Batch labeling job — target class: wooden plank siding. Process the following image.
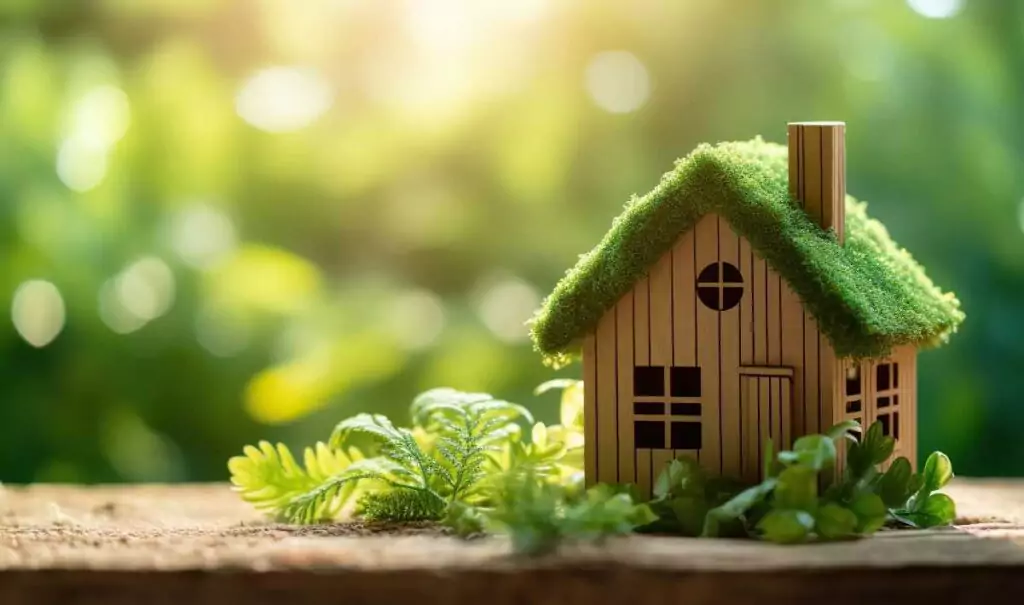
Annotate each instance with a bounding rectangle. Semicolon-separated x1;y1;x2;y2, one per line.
582;213;885;494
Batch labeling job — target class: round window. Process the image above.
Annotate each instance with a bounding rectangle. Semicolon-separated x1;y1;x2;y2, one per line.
696;262;744;311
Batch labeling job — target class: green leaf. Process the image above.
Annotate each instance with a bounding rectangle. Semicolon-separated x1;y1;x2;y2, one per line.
774;466;818;512
825;419;862;442
816;503;858;539
920;452;954;493
762;437;777;479
777;435;836;471
901;493;957;528
667;496;710;537
758;509;815;544
533;379;579;396
861;421;896;466
849;492;887;534
702;479;777;537
653;456;703;500
879;457;913;508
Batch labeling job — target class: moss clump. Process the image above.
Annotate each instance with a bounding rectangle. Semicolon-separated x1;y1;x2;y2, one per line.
530;138;964;365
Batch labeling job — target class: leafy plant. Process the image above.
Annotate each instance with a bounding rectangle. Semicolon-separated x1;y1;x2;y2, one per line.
648;419;957;543
477;471;655;556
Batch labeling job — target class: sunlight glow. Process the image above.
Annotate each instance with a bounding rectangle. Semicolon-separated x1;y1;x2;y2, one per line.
585;51;651;114
11;280;66;348
474;275;540;344
56;85;131;193
387;289;447;351
236;67;333;132
906;0;964;19
169;203;237;269
56;137;108;192
99;257;176;334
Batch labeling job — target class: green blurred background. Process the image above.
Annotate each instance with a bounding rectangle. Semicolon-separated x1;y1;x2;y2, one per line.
0;0;1019;483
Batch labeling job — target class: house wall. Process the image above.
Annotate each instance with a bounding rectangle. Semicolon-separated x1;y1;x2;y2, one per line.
837;348;918;471
582;213;843;491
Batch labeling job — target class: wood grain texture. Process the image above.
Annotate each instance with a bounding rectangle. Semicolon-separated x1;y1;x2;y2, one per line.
695;215;721;474
3;482;1023;605
672;233;696;368
616;293;635;484
595;310;618;484
718;222;742;477
649;251;673;368
634;276;650;366
583;334;598;486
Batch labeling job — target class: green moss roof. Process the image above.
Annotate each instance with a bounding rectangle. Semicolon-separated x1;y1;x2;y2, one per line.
530;138;964;366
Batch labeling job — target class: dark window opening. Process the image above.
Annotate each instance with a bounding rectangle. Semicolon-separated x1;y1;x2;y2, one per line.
671;367;701;397
634;421;664;449
878;396;890;409
633;402;664;415
877;364;891;391
879;413;891;437
894;412;900;440
845;399;861;414
671;402;702;416
634;366;665;397
846;366;861;396
696;287;720;310
696;262;744;312
893;395;899;408
671;421;702;450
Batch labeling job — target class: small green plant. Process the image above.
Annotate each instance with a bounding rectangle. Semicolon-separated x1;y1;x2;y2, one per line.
230;382;956;551
647;419;956;543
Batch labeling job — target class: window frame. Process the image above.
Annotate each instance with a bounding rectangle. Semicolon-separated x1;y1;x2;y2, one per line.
632;365;704;451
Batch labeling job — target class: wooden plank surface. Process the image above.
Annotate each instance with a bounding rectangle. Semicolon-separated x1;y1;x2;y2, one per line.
616;293;634;484
2;482;1024;605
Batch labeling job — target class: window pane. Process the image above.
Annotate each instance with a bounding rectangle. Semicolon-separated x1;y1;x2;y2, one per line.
634;366;665;397
671;366;701;397
670;421;702;449
893;395;899;408
878;396;890;409
697;287;720;310
846;366;861;396
845;399;861;414
894;411;900;440
879;413;891;437
671;402;701;416
877;364;891;391
697;263;720;284
721;262;743;283
634;421;665;449
721;287;743;311
633;402;664;415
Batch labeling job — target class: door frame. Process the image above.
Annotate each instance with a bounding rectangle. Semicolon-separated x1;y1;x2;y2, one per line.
738;366;794;481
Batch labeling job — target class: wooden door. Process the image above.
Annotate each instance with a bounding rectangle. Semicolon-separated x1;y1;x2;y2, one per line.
739;369;793;482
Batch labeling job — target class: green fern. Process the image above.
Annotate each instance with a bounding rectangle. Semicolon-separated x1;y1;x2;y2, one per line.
358;488;447;521
228;441;360;520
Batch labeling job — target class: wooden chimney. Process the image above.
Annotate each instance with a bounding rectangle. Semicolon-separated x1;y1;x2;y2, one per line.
787;122;846;243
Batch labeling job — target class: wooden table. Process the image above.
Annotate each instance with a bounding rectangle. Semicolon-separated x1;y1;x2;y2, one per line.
1;479;1023;604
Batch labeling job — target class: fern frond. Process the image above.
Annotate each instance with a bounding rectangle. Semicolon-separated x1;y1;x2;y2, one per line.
228;441;357;515
358;488;446;522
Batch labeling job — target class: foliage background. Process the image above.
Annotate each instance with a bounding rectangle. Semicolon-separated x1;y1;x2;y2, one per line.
0;0;1019;483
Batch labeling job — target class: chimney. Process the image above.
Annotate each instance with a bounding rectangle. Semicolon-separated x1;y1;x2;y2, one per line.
787;122;846;243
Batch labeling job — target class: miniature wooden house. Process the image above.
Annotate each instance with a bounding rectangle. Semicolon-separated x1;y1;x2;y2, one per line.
530;122;963;495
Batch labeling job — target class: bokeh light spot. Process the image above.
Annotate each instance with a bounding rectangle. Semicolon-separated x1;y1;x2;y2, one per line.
235;67;333;132
56;137;108;192
11;280;66;348
474;274;540;344
906;0;964;19
169;203;237;269
585;51;651;114
387;289;447;351
117;257;176;322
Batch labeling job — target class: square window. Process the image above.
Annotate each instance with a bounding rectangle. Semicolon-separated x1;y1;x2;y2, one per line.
671;421;702;450
878;396;890;409
894;412;900;440
846;366;861;396
634;420;665;449
671;402;701;416
671;366;701;397
634;366;665;397
879;413;891;437
845;399;861;414
877;364;891;391
893;364;899;388
633;402;664;415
